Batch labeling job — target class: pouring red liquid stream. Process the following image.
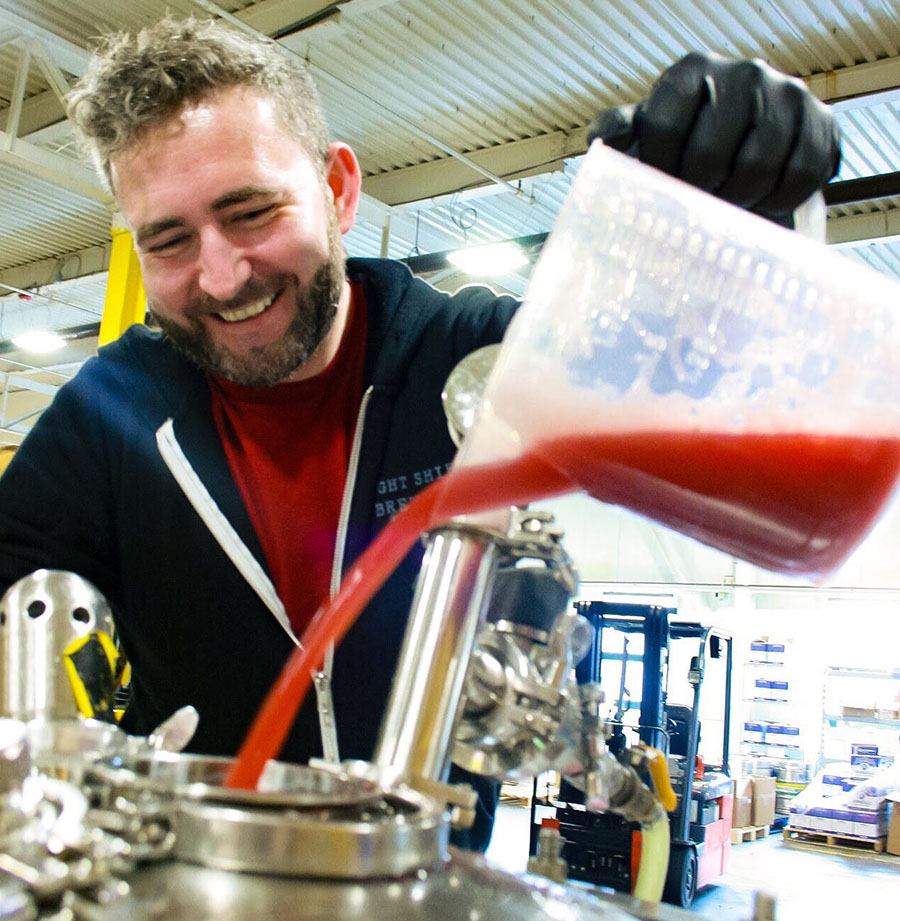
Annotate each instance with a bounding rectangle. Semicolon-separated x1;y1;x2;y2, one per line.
226;430;900;788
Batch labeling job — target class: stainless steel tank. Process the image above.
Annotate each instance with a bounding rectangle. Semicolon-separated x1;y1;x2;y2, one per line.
110;852;702;921
85;754;699;921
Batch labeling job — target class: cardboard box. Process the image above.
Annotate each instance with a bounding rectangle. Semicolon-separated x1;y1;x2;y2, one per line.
752;776;777;826
742;721;764;744
733;778;753;828
793;805;888;839
887;793;900;856
754;678;789;701
842;706;877;719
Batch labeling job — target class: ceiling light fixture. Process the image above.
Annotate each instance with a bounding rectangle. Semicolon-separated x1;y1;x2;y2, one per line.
447;242;528;277
12;330;66;353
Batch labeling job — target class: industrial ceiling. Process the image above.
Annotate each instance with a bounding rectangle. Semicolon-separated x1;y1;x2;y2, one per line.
0;0;898;443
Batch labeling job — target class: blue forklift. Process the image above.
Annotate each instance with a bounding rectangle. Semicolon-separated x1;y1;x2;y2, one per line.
528;601;735;907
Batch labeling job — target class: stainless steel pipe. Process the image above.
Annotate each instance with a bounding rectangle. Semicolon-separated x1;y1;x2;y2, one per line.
374;527;498;784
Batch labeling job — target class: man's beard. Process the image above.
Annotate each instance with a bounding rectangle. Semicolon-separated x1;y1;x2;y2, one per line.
151;224;346;388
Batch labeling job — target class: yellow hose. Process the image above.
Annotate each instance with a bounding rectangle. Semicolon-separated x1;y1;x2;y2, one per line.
632;811;670;903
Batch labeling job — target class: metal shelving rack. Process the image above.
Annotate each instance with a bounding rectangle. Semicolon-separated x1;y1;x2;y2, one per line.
819;667;900;767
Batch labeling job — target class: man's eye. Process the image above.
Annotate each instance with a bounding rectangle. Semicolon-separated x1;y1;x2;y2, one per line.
235;205;275;223
147;236;189;254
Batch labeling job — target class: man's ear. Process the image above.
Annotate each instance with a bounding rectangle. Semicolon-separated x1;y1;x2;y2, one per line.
325;142;362;233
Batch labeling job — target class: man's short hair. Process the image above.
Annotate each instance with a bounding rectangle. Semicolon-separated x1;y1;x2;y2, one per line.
68;16;330;191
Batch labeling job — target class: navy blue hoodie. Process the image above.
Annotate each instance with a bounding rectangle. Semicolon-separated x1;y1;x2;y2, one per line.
0;257;519;849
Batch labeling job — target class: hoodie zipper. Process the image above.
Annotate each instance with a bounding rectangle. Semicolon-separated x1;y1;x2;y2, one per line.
314;385;374;763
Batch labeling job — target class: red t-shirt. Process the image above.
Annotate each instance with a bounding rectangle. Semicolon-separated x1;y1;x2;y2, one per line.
208;284;367;636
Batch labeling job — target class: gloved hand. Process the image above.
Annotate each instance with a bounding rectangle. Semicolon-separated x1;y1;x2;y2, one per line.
588;52;841;227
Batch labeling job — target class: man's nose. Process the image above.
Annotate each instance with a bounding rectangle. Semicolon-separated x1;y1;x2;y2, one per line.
197;226;251;302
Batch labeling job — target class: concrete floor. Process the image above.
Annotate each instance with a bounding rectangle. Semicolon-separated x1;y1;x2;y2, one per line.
485;804;899;920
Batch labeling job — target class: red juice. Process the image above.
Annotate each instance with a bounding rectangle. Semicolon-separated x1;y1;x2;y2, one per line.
228;429;899;788
530;431;900;575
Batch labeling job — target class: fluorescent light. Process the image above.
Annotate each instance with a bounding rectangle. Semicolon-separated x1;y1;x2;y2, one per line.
12;330;66;353
447;242;528;276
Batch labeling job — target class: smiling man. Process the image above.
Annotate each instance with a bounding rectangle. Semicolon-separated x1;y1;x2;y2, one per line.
0;16;839;852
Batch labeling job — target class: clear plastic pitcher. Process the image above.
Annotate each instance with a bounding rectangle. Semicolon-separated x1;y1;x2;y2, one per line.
455;144;900;577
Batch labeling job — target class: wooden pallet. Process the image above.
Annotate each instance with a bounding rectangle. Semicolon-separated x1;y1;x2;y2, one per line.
499;780;533;807
731;824;770;844
783;828;887;853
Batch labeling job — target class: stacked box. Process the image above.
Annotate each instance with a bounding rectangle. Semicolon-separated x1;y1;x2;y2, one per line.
788;804;887;839
887;794;900;856
751;776;776;826
741;721;803;758
732;779;753;828
742;721;765;745
749;640;786;664
753;678;790;702
767;724;801;745
850;743;892;772
788;763;897;840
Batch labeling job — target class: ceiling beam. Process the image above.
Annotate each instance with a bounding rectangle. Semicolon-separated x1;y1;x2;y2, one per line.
235;0;343;35
0;8;91;76
233;0;401;35
804;55;900;105
0;10;87;139
824;171;900;207
0;89;67;140
5;43;30;140
827;206;900;248
5;374;59;397
355;192;457;253
0;130;111;204
0;243;110;291
362;127;588;206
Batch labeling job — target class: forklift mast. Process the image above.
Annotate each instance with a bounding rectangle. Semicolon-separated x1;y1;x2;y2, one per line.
574;601;734;838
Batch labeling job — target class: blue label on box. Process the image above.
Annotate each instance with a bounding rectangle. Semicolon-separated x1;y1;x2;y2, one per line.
851;744;879;756
767;725;800;736
750;642;786;656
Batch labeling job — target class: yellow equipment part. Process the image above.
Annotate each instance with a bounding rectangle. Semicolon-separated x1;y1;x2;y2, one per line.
62;630;120;721
641;744;678;812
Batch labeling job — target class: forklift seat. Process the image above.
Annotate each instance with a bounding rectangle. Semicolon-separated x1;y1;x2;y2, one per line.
666;704;698;757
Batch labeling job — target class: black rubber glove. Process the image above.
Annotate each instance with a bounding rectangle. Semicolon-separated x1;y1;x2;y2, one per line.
588;52;842;227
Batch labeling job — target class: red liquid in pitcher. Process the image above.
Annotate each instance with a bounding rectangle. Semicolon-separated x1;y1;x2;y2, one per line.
229;429;900;786
531;431;900;575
